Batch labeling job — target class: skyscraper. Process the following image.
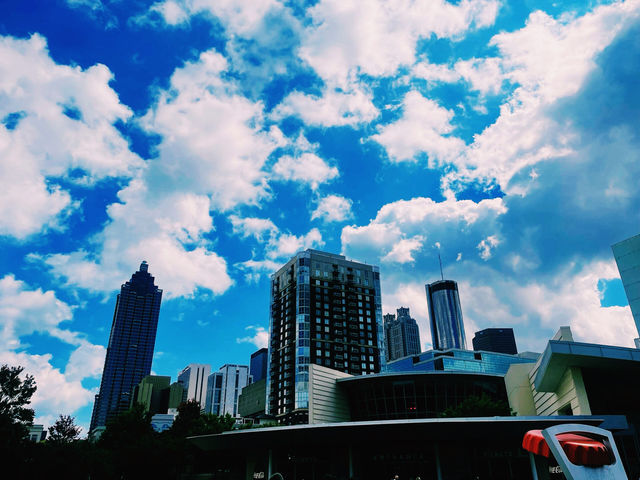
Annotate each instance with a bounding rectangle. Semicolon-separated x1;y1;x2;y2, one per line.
204;364;251;418
267;250;384;424
90;261;162;432
250;348;268;383
426;280;466;350
472;328;517;355
177;363;211;408
612;233;640;342
384;307;421;361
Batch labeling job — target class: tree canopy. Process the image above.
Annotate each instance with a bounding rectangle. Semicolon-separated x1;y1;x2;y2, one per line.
0;364;37;448
48;414;82;444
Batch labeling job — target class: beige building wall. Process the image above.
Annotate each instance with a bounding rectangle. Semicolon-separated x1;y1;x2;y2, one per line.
308;364;352;424
505;363;536;416
530;365;591;416
506;327;591;417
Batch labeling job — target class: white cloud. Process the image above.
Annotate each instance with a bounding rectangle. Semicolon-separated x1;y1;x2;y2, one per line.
477;235;500;260
37;48;293;298
0;275;74;350
0;34;141;239
0;276;105;429
272;153;339;189
229;215;277;241
299;0;500;87
454;57;504;95
382;236;425;264
145;0;281;35
311;195;354;223
236;325;269;349
446;2;640;191
371;90;465;164
267;228;324;259
273;86;379;127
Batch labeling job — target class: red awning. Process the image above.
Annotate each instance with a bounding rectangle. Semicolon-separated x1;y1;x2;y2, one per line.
522;429;614;466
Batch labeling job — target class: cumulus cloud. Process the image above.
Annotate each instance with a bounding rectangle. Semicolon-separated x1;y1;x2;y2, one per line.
272;153;339;189
236;325;269;349
0;275;74;350
299;0;500;87
36;48;294;298
371;90;465;164
143;0;281;35
446;1;640;191
229;215;277;241
311;195;354;223
273;86;379;127
267;228;324;260
0;276;105;429
0;34;141;239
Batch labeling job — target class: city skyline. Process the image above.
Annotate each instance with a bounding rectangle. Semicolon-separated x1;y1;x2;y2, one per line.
1;0;639;433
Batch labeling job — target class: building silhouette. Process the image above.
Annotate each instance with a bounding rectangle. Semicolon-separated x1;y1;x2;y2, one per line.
130;375;184;415
205;364;251;418
426;279;466;350
472;328;518;355
90;261;162;432
384;307;421;361
178;363;211;408
267;250;384;424
250;348;268;383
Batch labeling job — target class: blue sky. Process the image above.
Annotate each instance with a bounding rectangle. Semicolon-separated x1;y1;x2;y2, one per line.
1;0;639;432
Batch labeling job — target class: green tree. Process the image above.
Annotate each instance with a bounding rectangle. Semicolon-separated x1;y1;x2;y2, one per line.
47;414;81;444
440;393;513;418
0;364;37;448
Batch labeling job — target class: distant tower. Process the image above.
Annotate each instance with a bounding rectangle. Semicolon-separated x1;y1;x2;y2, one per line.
472;328;517;355
250;348;268;383
384;307;421;361
90;262;162;432
425;280;466;350
177;364;211;407
205;364;251;418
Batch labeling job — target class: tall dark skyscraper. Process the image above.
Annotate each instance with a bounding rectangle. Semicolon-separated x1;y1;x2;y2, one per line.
250;348;268;382
384;307;421;361
426;280;466;350
90;261;162;432
267;250;384;424
472;328;518;355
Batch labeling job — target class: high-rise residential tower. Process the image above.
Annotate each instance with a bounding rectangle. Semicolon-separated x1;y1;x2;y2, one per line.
472;328;517;355
612;233;640;344
204;364;251;418
426;280;466;350
177;363;211;408
267;250;385;424
90;261;162;432
384;307;421;361
250;348;268;383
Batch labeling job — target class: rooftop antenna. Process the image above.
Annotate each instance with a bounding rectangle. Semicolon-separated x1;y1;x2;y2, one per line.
438;252;444;281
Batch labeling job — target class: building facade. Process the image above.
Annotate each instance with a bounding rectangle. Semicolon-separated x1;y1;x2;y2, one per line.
384;307;421;361
612;233;640;341
130;375;184;415
178;363;211;408
426;280;466;350
90;261;162;432
267;250;385;424
205;364;251;418
250;348;268;382
472;328;518;355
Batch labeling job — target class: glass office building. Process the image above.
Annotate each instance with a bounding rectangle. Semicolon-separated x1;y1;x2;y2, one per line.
387;348;538;376
472;328;518;355
267;250;384;424
90;261;162;432
426;280;466;350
